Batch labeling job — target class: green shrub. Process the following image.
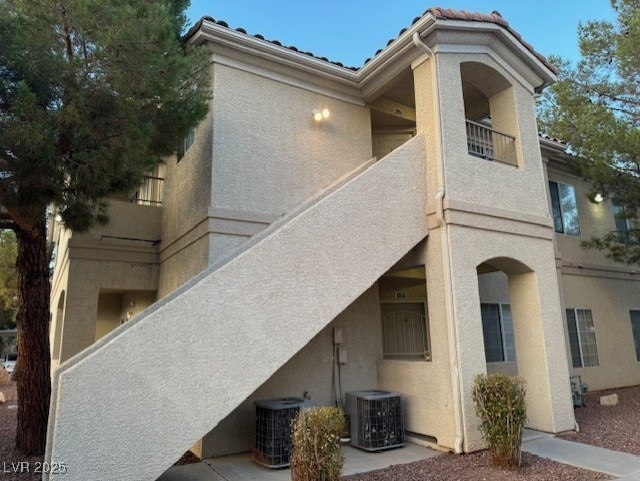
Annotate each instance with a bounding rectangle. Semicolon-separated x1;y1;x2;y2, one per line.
471;373;527;467
290;406;345;481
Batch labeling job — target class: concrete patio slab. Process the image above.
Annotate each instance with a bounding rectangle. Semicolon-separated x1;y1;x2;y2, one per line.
341;442;441;475
196;443;440;481
157;462;225;481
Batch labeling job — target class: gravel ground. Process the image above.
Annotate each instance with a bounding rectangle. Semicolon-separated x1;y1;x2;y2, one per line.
2;383;638;480
560;385;640;455
342;450;612;481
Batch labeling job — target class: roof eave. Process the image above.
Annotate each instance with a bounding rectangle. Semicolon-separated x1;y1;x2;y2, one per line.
188;19;360;87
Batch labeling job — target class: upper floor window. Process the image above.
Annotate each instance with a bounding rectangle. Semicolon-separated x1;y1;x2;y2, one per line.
613;203;637;244
177;127;195;162
549;181;581;236
566;308;599;368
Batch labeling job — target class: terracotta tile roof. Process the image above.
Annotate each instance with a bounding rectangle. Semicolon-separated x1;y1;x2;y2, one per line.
425;8;558;74
185;7;557;74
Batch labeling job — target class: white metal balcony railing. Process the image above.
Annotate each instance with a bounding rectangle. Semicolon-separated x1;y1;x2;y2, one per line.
465;120;517;167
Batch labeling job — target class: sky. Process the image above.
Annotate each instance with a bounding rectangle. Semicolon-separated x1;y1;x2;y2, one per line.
185;1;616;68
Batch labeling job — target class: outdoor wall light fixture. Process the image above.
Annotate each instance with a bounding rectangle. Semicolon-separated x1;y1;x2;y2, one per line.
313;108;330;122
594;193;604;203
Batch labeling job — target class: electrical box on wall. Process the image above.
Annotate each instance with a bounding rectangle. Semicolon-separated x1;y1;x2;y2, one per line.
338;347;347;364
333;327;343;345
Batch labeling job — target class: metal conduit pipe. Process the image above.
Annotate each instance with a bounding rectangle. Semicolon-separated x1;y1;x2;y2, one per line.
412;32;464;454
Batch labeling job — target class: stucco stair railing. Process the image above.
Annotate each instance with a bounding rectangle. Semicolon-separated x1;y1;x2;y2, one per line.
45;133;428;481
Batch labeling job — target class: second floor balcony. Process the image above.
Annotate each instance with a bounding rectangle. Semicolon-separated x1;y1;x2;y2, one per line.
466;120;517;167
111;174;164;207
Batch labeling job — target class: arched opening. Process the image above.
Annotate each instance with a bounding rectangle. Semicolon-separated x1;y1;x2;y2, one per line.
477;258;532;377
477;257;537;372
461;62;518;167
52;291;65;361
476;257;554;427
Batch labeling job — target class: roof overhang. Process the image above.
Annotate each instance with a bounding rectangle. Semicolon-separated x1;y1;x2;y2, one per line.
186;11;558;101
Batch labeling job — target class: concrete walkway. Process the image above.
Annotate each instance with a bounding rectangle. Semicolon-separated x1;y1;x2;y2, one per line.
522;429;640;480
158;431;640;481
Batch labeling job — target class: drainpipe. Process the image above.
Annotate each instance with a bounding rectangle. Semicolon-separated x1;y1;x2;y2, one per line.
413;32;464;454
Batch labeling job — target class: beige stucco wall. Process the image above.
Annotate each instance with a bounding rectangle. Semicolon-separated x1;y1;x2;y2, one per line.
95;293;123;341
545;164;640;391
45;134;428;481
547;168;625;269
210;63;372;217
158;235;210;297
561;273;640;391
377;236;456;450
158;87;214;297
58;259;159;363
50;202;161;364
50;227;72;365
410;44;573;453
446;225;575;450
437;53;550;220
157;61;374;295
200;286;382;457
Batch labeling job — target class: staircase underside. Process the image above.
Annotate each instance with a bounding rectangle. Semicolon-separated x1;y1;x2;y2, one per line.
45;134;429;481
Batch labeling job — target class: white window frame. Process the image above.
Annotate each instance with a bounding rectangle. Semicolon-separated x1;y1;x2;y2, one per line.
380;300;430;361
480;302;516;364
566;308;599;368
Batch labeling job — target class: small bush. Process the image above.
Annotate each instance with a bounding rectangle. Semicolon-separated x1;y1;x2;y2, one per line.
290;406;345;481
472;373;527;467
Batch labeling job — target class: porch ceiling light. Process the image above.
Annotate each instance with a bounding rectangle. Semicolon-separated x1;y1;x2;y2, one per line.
313;108;330;122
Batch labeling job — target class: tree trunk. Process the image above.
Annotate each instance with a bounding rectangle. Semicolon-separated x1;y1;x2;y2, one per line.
14;213;51;455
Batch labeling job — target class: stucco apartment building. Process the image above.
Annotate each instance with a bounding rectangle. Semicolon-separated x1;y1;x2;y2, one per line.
45;7;640;481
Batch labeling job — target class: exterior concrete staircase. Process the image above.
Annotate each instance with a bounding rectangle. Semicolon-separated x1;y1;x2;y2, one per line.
44;134;429;481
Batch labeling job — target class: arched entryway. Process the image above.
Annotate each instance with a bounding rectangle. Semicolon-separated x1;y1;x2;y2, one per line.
475;256;558;433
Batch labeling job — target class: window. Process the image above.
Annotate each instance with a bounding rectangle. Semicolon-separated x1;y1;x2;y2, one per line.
549;181;581;236
177;127;195;161
380;302;430;361
481;303;516;363
566;308;599;367
630;311;640;362
613;204;637;244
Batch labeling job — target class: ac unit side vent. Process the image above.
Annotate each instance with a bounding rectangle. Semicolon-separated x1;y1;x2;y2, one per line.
345;390;405;452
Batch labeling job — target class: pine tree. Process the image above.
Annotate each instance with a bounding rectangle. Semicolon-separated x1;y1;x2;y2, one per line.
538;0;640;264
0;0;210;454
